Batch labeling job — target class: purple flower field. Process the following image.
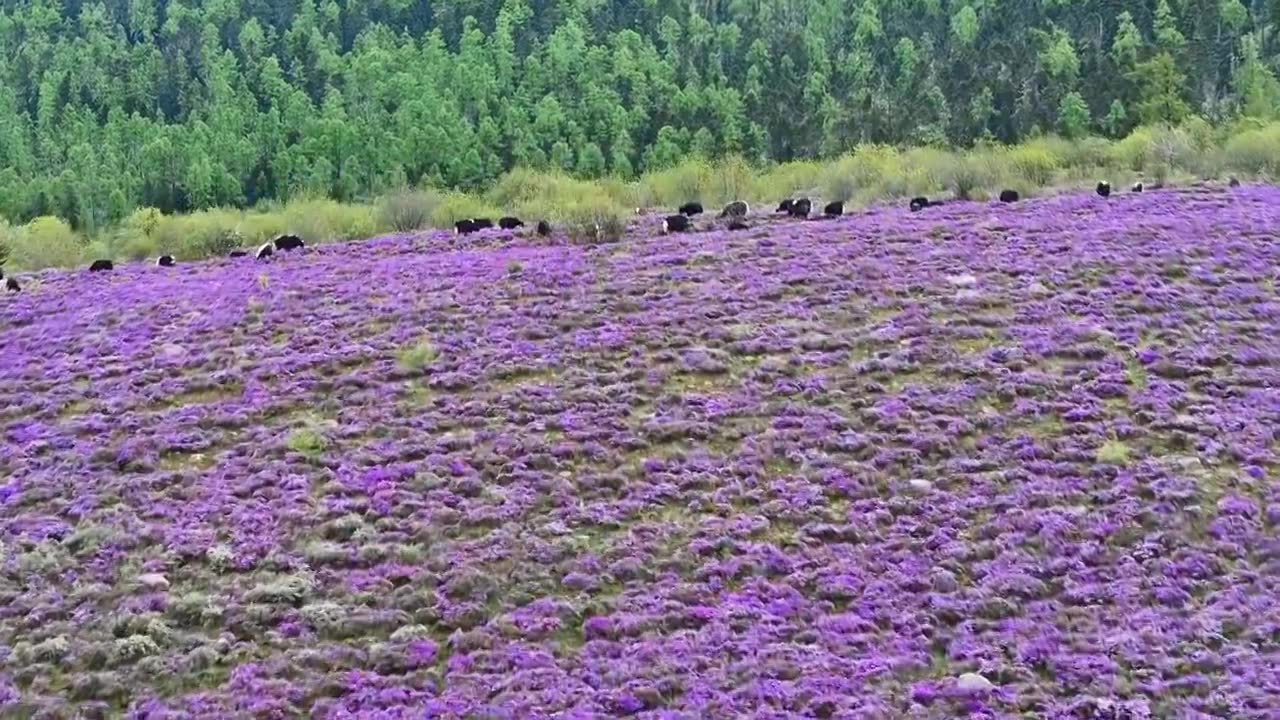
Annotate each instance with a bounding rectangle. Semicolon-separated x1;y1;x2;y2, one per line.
2;186;1280;719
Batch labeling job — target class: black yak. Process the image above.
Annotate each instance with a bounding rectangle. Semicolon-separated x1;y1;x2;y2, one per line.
719;201;749;218
999;190;1019;203
662;215;692;234
788;198;812;218
1096;181;1111;198
472;218;494;230
229;250;248;258
1131;182;1144;193
255;242;274;260
88;259;114;272
1229;176;1240;188
822;201;844;217
5;277;18;293
498;216;524;230
536;220;552;236
777;199;794;213
274;234;305;251
678;202;704;216
909;196;930;212
156;255;175;267
455;219;478;235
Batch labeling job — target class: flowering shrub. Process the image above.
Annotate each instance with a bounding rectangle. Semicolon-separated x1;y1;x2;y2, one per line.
1;186;1278;717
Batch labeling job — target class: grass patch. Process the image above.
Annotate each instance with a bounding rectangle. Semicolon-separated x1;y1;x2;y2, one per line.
396;339;439;373
163;383;243;408
1096;439;1132;465
285;426;330;458
1125;358;1149;391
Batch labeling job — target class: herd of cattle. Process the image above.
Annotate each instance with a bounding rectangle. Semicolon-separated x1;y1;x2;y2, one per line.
0;175;1231;295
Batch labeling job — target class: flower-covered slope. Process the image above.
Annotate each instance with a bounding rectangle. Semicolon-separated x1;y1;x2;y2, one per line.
2;187;1279;719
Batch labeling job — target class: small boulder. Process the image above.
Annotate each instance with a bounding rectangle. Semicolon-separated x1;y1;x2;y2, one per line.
906;479;934;494
956;672;994;693
138;573;170;591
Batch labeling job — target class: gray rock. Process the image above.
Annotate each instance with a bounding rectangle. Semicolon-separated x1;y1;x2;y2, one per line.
906;479;934;494
137;573;170;591
956;672;994;693
930;569;959;593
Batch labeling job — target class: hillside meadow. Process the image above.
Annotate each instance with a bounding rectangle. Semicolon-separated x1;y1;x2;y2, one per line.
1;184;1278;717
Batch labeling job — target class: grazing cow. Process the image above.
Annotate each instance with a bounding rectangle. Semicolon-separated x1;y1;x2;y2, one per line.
229;250;248;258
1131;182;1144;193
909;196;930;212
726;218;750;232
1096;181;1111;198
536;220;552;237
678;202;704;217
255;242;274;260
472;218;494;230
719;201;749;218
5;277;18;293
1229;176;1241;188
788;198;812;218
498;216;524;230
661;214;692;234
274;234;305;251
822;201;844;217
999;190;1019;203
777;199;794;213
89;259;114;272
157;255;175;267
455;219;478;235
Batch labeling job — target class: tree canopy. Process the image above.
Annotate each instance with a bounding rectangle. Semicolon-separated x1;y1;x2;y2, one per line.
1;0;1277;230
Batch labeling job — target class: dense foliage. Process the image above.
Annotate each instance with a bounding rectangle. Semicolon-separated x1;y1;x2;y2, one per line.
1;0;1279;230
2;188;1279;716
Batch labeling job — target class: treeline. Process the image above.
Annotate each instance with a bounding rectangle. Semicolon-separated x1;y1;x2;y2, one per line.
1;0;1279;233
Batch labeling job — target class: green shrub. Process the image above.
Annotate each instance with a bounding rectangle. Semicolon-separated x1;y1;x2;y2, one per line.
1006;142;1062;186
1058;136;1113;170
1222;123;1280;176
755;160;824;202
379;188;440;232
124;207;163;239
1147;125;1196;174
233;212;287;248
429;192;502;228
901;146;960;194
1111;126;1156;170
82;239;113;263
118;232;161;261
8;216;84;270
0;220;15;268
487;167;553;209
818;156;860;204
155;210;245;259
640;158;711;208
944;152;1003;200
284;196;380;243
702;155;757;205
563;198;628;244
